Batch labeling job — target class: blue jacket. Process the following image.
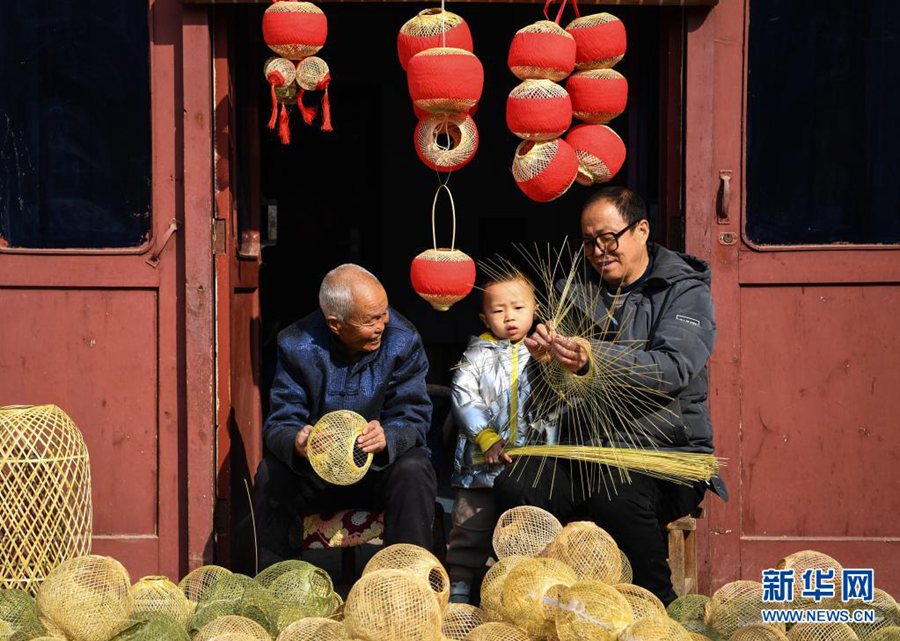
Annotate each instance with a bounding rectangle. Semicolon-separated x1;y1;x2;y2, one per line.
263;308;432;473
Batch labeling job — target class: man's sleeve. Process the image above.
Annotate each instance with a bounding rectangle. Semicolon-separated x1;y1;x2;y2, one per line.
263;336;312;471
377;333;432;468
595;282;716;397
451;352;501;452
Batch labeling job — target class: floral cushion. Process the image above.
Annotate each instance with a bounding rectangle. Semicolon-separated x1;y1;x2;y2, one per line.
297;510;385;549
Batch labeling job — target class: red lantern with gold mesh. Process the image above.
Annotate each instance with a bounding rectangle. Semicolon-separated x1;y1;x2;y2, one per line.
508;20;576;82
566;12;626;70
398;9;474;71
410;185;476;311
506;79;572;141
567;68;628;124
512;138;578;203
407;48;484;115
565;124;626;185
262;1;328;60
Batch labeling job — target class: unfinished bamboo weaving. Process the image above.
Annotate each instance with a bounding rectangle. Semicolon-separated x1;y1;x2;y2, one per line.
501;557;578;639
870;627;900;641
479;556;526;622
362;544;450;609
35;555;133;641
552;580;634;641
344;569;442;641
268;564;340;629
0;404;92;594
307;411;372;486
131;575;192;626
849;588;900;640
619;616;692;641
704;580;778;638
465;622;531;641
441;603;486;640
541;521;622;584
275;617;349;641
666;594;718;637
190;573;280;638
493;506;563;559
614;584;666;621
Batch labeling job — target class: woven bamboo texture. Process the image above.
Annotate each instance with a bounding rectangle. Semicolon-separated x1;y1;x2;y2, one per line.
131;575;192;626
189;574;279;638
509;21;574;81
307;411;372;486
194;615;271;641
501;557;577;638
441;604;486;640
465;622;530;641
553;580;633;641
541;521;621;584
849;588;900;640
704;580;778;638
344;569;442;641
275;617;348;641
493;506;562;559
362;544;450;609
786;623;859;641
35;555;132;641
480;556;525;622
179;565;232;608
108;615;191;641
268;564;340;630
619;616;692;641
614;584;666;621
0;405;92;594
0;588;46;640
730;624;790;641
776;550;844;608
870;627;900;641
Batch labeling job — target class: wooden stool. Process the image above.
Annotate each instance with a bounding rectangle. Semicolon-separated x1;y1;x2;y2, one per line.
667;506;704;596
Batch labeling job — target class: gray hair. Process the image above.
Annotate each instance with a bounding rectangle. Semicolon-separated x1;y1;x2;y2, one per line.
318;263;380;321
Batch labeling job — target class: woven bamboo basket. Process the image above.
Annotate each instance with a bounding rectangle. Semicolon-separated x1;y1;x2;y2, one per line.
614;584;667;621
131;575;192;626
493;506;563;559
194;615;271;641
730;624;790;641
108;615;191;641
786;622;859;641
179;565;232;608
0;588;46;640
619;616;692;641
501;557;577;638
465;622;531;641
553;580;634;641
269;564;340;630
189;574;279;638
275;617;349;641
344;569;442;641
776;550;844;608
307;411;372;486
480;556;526;622
441;603;486;640
541;521;622;584
0;405;92;594
35;555;133;641
704;580;780;638
362;544;450;609
849;588;900;640
870;627;900;641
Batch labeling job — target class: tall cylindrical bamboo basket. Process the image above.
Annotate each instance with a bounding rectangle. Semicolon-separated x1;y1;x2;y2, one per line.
0;404;93;594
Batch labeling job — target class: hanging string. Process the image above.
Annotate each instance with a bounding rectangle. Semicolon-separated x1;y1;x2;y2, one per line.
431;183;457;251
440;0;447;47
543;0;579;24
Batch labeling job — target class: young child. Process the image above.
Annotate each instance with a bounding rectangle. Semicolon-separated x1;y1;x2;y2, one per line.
447;273;555;603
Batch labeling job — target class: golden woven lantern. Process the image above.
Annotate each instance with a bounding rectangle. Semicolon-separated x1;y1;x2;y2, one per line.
553;580;634;641
849;588;900;640
480;556;526;622
35;555;133;641
442;603;486;640
666;594;717;637
276;617;349;641
189;573;279;638
131;575;192;626
501;557;578;639
541;521;622;584
776;550;844;608
344;569;442;641
705;580;781;638
38;614;67;638
731;624;790;641
493;506;563;559
0;589;45;640
465;622;531;641
179;565;232;608
268;564;340;630
0;405;92;594
619;616;692;641
307;410;372;486
362;544;450;609
786;622;859;641
414;114;479;173
194;616;271;641
614;584;667;621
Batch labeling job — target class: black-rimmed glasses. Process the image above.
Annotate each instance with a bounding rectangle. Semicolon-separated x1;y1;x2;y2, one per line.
581;220;639;253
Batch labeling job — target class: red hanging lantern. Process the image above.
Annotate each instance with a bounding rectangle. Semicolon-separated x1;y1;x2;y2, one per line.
506;79;572;141
410;185;476;311
264;57;297;136
407;48;484;115
296;56;333;132
566;12;626;70
566;68;627;124
508;21;576;82
415;114;479;173
398;9;474;71
565;124;626;185
512;138;579;203
263;1;328;61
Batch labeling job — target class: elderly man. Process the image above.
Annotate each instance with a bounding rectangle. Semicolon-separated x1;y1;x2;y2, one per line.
496;186;726;604
253;264;436;568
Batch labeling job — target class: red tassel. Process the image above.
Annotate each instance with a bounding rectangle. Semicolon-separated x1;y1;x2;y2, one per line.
278;103;291;145
297;88;318;126
320;85;332;132
268;85;278;130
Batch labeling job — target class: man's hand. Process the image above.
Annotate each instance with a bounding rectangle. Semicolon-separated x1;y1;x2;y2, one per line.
550;334;590;373
294;425;314;458
524;322;555;364
484;440;513;465
357;419;387;454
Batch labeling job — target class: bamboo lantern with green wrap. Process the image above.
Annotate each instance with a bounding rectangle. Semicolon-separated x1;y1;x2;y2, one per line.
0;404;92;594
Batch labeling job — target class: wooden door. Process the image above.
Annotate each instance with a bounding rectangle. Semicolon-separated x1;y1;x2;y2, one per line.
685;0;900;594
0;0;216;579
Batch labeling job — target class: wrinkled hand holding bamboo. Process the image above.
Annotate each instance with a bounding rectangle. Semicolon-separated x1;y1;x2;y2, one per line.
476;248;723;492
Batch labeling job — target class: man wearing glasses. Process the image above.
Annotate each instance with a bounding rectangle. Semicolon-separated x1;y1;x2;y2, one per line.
252;264;437;570
498;186;726;605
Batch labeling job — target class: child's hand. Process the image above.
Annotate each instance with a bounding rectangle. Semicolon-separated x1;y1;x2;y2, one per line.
485;441;513;465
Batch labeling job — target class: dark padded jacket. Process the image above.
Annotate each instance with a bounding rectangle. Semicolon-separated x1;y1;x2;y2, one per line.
569;243;727;498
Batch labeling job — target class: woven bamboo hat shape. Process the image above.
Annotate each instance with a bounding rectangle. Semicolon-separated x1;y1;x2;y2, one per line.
0;404;92;594
131;575;193;626
363;544;450;609
465;622;531;641
786;622;859;641
705;580;779;638
307;410;372;486
179;565;233;608
541;521;622;584
276;617;349;641
619;616;692;641
501;556;578;638
480;556;526;622
614;583;666;621
0;589;45;640
493;506;563;559
344;569;442;641
730;624;790;641
35;555;133;641
553;580;634;641
194;615;271;641
441;603;486;640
